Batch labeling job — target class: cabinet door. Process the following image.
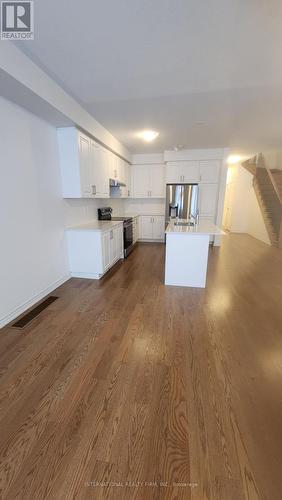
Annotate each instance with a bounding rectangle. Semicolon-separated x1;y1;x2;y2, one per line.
152;216;165;240
181;161;200;183
115;226;124;256
199;160;220;183
150;164;165;198
140;216;153;239
108;153;117;180
78;133;93;197
132;166;150;198
118;158;125;183
133;217;139;242
102;232;110;271
109;229;117;263
99;148;110;196
123;163;129;197
165;162;182;183
90;142;109;198
199;184;218;216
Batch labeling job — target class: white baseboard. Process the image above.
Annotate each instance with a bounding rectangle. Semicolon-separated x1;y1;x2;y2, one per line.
0;274;71;329
70;271;100;280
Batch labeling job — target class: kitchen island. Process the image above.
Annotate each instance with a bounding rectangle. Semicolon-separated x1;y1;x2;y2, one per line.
165;220;224;288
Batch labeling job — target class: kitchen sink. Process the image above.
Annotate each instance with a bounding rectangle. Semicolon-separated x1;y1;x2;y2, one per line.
174;221;195;227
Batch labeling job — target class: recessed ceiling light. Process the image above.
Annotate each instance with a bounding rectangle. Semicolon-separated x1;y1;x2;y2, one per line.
227;155;242;165
138;130;159;142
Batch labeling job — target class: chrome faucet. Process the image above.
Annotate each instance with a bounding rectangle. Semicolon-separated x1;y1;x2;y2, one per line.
190;211;199;225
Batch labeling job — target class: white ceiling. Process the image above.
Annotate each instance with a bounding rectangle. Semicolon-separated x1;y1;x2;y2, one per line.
16;0;282;154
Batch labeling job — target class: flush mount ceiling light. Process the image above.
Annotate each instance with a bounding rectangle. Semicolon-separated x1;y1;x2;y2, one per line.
227;154;242;165
138;130;159;142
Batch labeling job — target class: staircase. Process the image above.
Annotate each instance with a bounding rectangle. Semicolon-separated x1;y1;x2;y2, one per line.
242;154;282;247
270;169;282;199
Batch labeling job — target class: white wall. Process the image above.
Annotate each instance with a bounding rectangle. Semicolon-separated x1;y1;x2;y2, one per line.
64;198;124;227
224;164;270;245
0;42;131;161
124;199;165;215
0;98;69;328
263;151;282;170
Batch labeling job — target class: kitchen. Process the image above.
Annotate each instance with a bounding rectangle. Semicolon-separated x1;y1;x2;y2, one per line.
61;127;227;286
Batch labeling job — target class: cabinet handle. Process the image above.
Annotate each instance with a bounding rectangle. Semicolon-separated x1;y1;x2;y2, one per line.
110;230;113;239
128;190;130;197
92;185;96;195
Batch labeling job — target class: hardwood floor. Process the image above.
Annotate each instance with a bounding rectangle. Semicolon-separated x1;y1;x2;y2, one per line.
0;235;282;500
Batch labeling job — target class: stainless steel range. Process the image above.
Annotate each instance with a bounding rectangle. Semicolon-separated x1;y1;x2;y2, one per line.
98;207;135;258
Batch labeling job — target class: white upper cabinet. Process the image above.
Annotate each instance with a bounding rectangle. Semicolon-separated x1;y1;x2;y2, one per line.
198;184;218;216
122;162;130;197
108;153;117;181
165;160;220;184
109;154;126;183
132;165;149;198
181;161;200;182
118;158;125;183
150;164;165;197
199;160;220;183
57;127;118;198
165;161;200;183
165;163;182;184
132;164;165;198
90;142;109;198
78;133;93;197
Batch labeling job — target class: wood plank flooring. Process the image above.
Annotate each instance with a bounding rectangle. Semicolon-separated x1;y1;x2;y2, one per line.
0;235;282;500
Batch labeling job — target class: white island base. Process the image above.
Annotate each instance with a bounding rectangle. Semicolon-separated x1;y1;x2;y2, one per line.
165;221;223;288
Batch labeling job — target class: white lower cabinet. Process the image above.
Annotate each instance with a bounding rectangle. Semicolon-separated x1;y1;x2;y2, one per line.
139;216;165;241
102;231;111;271
66;224;124;279
140;216;153;239
153;217;166;240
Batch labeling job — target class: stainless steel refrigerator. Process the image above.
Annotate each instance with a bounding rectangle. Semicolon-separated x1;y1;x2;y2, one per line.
165;183;199;225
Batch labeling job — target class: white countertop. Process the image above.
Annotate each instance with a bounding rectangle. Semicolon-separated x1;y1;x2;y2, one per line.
66;220;123;232
165;219;224;235
124;214;164;218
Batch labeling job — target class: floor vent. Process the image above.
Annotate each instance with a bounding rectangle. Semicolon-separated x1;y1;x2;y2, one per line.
12;296;58;329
